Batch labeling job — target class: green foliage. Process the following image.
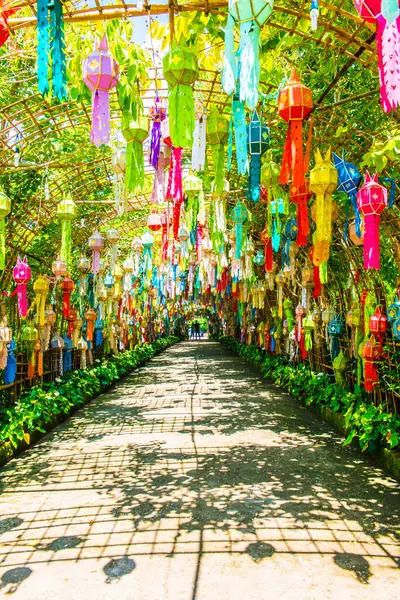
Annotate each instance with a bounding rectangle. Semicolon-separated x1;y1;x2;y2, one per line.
219;336;400;453
0;336;178;450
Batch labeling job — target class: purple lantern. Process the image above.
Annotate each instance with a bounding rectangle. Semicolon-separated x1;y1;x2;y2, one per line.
82;35;120;147
149;96;167;169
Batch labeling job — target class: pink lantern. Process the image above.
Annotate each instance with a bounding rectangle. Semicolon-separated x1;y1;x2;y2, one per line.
147;210;162;232
356;172;387;270
88;230;104;274
82;35;120;146
13;256;31;317
353;0;400;113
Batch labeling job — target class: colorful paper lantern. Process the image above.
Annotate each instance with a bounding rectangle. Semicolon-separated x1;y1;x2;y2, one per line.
0;188;11;270
163;38;199;148
37;0;67;101
57;194;77;269
52;257;67;278
353;0;400;113
361;337;382;392
356;172;387;270
122;114;149;192
60;275;74;318
206;107;229;196
82;35;120;146
149;96;167;169
13;256;31;318
33;275;49;327
88;230;104;275
247;110;270;202
147;210;162;232
222;0;274;109
333;151;362;237
309;148;338;266
278;70;313;189
231;200;248;260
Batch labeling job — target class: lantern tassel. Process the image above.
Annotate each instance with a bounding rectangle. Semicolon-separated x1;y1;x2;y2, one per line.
235;222;243;260
63;291;71;317
168;84;195;148
377;16;400;113
150;120;162;169
239;21;260;111
4;340;17;385
17;283;28;317
166;146;183;202
222;14;237;96
192;114;207;172
248;153;261;202
91;89;111;147
0;218;6;270
60;219;72;266
364;214;381;269
37;0;50;96
212;143;225;197
50;0;67;101
233;98;249;176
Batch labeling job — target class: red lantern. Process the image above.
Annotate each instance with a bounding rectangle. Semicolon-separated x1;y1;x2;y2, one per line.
290;180;312;246
356;172;387;270
361;338;382;392
147;210;162;232
66;308;77;338
260;227;273;272
85;308;97;342
278;70;313;189
60;276;75;318
369;306;388;335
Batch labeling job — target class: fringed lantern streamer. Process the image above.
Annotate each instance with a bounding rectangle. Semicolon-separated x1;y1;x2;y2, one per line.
162;38;199;148
222;0;274;109
149;96;166;169
37;0;49;95
356;172;387;270
260;227;273;272
33;276;49;327
4;339;17;385
57;194;77;269
233;94;249;176
122;114;149;192
309;148;338;266
247;110;270;202
88;230;104;275
192;100;207;171
152;151;169;204
353;0;400;113
0;188;11;270
333;151;362;238
13;256;31;318
290;180;311;246
82;35;120;147
231;201;248;260
207;107;229;196
61;275;74;318
166;146;183;204
38;0;67;99
278;70;313;189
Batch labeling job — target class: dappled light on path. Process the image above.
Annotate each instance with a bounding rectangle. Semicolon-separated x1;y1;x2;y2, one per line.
0;342;399;599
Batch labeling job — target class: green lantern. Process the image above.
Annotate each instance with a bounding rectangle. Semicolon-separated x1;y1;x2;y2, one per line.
57;194;77;269
207;107;229;196
122;114;149;192
0;188;11;270
230;200;248;260
163;38;199;149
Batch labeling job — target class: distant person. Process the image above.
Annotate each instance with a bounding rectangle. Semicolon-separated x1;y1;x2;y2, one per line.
194;320;200;339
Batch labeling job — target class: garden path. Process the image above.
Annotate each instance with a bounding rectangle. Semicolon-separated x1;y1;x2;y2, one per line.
0;341;399;599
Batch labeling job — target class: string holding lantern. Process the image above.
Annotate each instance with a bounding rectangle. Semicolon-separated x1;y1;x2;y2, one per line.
356;172;388;270
149;96;166;170
122;114;149;192
57;195;77;270
222;0;274;109
192;100;207;172
13;256;31;318
0;188;11;270
309;148;338;266
247;110;270;202
206;107;230;197
333;151;362;238
82;35;120;146
278;70;313;189
353;0;400;113
88;230;104;275
162;37;199;148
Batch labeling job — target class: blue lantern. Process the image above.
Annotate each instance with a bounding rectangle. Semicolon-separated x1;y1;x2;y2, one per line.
247;110;270;203
333;151;361;238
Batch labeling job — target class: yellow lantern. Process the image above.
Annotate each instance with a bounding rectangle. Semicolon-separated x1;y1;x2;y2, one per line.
309;148;337;266
0;188;11;270
33;276;49;326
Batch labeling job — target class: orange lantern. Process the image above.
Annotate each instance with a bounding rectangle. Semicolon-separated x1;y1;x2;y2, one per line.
85;308;97;342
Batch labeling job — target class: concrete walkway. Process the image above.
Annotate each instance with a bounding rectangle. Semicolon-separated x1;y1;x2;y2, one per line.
0;341;399;599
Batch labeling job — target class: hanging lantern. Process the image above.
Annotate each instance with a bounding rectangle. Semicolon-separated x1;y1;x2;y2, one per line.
261;157;280;203
290;181;312;247
114;265;124;298
52;256;67;279
361;337;382;392
183;173;204;235
309;148;338;266
152;150;169;204
149;96;167;169
60;275;74;318
85;308;97;342
77;257;90;295
303;313;315;351
77;337;88;369
222;0;274;109
33;275;49;327
122;114;149;192
206;107;229;196
327;314;345;359
112;148;126;177
192;100;207;172
387;296;400;322
106;228;120;275
230;200;248;260
333;151;362;238
247;110;270;202
0;188;11;270
349;219;364;246
356;172;388;270
162;38;199;148
260;227;273;272
142;232;154;274
322;306;335;325
21;322;38;377
88;230;104;275
253;250;265;266
147;210;162;232
13;256;31;318
57;195;77;269
333;350;348;387
369;306;388;351
275;271;286;318
353;0;400;113
82;35;120;146
37;0;67;101
278;70;313;189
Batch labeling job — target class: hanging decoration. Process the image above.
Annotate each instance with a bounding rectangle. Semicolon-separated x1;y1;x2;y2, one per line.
231;200;248;260
57;194;77;270
82;35;120;147
247;110;270;202
60;275;74;318
353;0;400;113
0;3;19;48
122;114;149;192
192;100;207;172
309;148;338;266
88;230;104;275
33;275;49;327
37;0;67;100
149;96;166;169
0;187;11;270
356;172;388;270
332;151;362;238
310;0;319;29
278;70;313;189
222;0;274;109
206;107;229;196
290;181;312;246
162;37;199;148
107;228;120;275
13;256;31;318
